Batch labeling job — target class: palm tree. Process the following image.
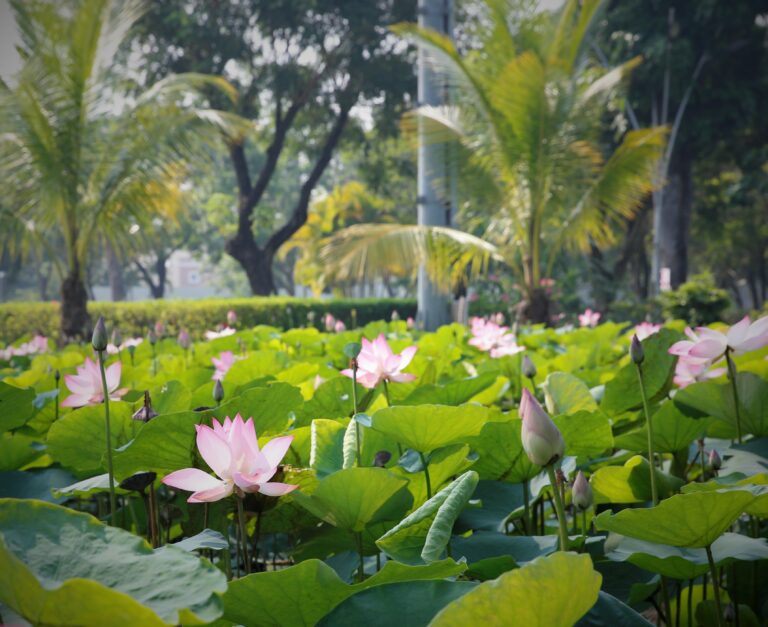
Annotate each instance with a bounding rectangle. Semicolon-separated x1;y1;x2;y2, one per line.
321;0;666;322
0;0;247;338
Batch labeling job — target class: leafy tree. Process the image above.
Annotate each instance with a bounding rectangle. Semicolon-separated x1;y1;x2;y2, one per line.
0;0;244;337
130;0;416;296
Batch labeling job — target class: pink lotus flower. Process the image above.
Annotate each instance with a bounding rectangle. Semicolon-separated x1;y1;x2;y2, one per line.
162;414;297;502
106;337;144;356
154;321;165;337
673;355;726;389
578;308;601;328
406;316;415;330
324;313;335;332
340;334;417;388
0;335;49;360
670;315;768;362
634;322;661;341
61;357;128;408
468;317;524;358
204;327;236;341
519;388;564;467
178;329;191;349
334;320;346;333
212;350;236;381
227;310;238;326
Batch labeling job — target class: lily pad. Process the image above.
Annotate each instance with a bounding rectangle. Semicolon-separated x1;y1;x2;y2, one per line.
591;455;684;504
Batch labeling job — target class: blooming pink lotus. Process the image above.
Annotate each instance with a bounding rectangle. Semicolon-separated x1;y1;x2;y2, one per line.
670;315;768;362
324;313;336;332
468;317;524;358
578;308;601;328
634;322;661;341
341;334;417;389
106;337;144;356
673;354;727;388
0;335;49;360
61;357;128;408
162;414;297;502
519;388;564;467
204;327;236;341
212;350;236;381
227;310;238;326
406;316;415;330
334;320;346;333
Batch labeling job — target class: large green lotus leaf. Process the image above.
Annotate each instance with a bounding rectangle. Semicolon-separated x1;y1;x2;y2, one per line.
222;351;287;385
605;532;768;580
0;468;76;503
594;490;757;547
682;480;768;517
450;531;557;566
591;455;684;504
47;402;139;476
454;481;524;533
219;557;467;627
0;381;36;434
149;380;191;414
554;410;614;458
576;591;653;627
214;382;303;434
292;467;412;532
428;552;601;627
401;374;497;406
318;580;477;627
311;418;347;477
0;499;226;626
368;404;493;453
614;402;707;453
542;372;597;415
734;372;768;436
0;432;43;471
377;471;478;564
602;328;678;414
295;377;367;426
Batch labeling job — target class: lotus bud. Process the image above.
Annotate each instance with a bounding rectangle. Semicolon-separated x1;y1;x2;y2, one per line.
519;388;565;467
324;313;335;332
709;449;722;470
147;328;157;346
92;316;108;352
213;379;224;403
177;329;190;350
127;344;136;359
406;316;415;330
227;309;237;326
111;328;122;347
391;310;400;322
374;450;392;468
334;320;346;333
572;470;593;511
630;334;644;364
154;321;165;337
522;354;537;379
54;369;60;383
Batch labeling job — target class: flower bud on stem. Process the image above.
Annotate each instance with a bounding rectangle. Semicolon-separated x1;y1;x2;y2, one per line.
545;464;570;551
634;356;658;505
96;348;116;524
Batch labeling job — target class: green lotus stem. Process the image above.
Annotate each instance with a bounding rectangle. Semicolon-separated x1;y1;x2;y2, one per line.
635;363;658;505
659;576;672;627
352;361;361;466
356;532;365;582
581;509;588;543
151;344;157;376
382;379;391;406
522;479;531;535
725;349;743;444
236;496;251;575
97;350;117;524
699;440;707;482
545;465;569;551
419;452;432;499
705;544;725;627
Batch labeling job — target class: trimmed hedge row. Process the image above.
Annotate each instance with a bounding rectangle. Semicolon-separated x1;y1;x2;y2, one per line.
0;297;417;343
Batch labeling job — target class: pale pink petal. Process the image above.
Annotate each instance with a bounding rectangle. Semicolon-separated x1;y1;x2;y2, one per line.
398;345;418;369
232;468;277;491
61;393;90;408
64;373;95;396
689;339;726;360
384;354;402;372
340;368;354;379
356;371;381;388
389;373;417;383
105;361;122;392
260;435;293;468
188;483;233;503
736;335;768;353
196;426;231;478
668;341;695;356
746;316;768;339
726;316;751;348
257;482;298;496
163;467;223;492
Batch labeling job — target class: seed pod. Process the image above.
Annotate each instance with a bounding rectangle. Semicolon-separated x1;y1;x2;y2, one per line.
132;390;158;422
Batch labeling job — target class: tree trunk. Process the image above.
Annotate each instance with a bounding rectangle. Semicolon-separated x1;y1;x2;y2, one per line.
107;243;127;301
60;268;90;340
152;254;167;299
657;146;693;289
521;288;551;325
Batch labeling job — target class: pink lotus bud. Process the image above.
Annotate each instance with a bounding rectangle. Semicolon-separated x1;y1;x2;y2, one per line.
154;321;165;337
709;449;721;470
519;388;565;467
572;470;593;511
407;316;415;329
334;320;346;333
324;313;335;332
522;354;536;379
177;329;190;349
630;334;644;364
92;316;108;352
227;310;237;326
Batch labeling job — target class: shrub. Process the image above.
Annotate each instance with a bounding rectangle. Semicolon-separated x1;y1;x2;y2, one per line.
657;273;731;326
0;297;416;343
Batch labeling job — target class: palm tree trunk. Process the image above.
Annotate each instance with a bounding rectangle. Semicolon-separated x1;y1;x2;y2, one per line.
60;264;90;340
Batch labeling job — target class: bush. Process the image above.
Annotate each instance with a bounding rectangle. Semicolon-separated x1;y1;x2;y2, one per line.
0;297;416;343
657;273;731;326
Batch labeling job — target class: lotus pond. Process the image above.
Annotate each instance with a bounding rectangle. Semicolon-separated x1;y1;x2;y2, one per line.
1;314;767;627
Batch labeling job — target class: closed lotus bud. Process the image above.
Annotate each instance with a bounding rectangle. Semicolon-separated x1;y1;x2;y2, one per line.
519;388;565;467
391;310;400;322
147;328;157;345
92;316;108;351
407;316;415;329
111;328;122;347
630;334;644;364
572;470;593;511
334;320;346;333
127;344;136;358
374;450;392;468
709;449;722;470
522;354;537;379
213;379;224;403
324;313;335;332
177;329;190;350
54;369;60;383
227;309;237;326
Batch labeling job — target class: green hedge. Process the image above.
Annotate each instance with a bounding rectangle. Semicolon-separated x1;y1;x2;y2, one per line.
0;297;417;343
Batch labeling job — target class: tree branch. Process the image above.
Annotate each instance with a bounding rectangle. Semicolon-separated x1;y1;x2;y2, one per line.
134;259;158;293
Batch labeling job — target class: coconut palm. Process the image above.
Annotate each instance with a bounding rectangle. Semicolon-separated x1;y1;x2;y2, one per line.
320;0;666;322
0;0;248;338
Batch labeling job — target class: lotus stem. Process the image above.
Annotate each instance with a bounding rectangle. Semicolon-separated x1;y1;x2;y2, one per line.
699;439;707;482
356;532;365;582
581;509;588;544
352;360;361;465
420;452;432;499
705;544;725;627
97;350;117;523
545;465;569;551
635;363;658;505
236;496;251;575
522;479;531;535
382;379;391;406
725;349;743;444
